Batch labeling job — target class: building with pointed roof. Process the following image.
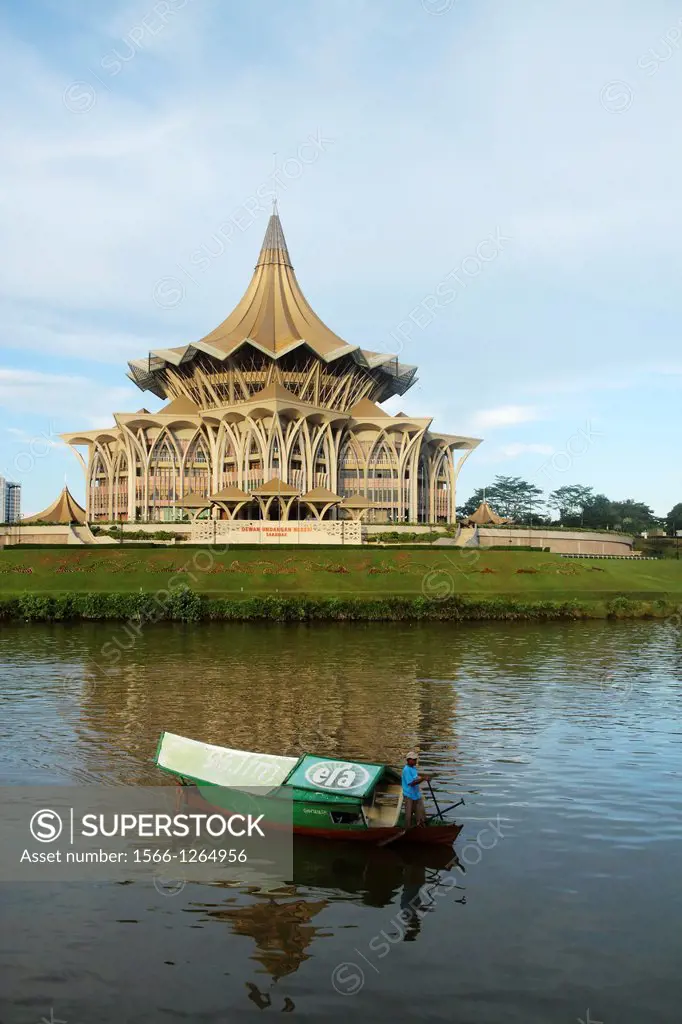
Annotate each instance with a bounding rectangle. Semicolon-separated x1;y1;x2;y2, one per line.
463;501;510;526
23;485;87;524
63;208;481;524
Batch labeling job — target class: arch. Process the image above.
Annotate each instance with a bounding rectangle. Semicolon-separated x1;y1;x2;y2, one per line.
148;430;181;522
218;425;239;490
338;434;365;497
183;431;211;498
310;430;332;491
417;453;429;524
262;495;294;521
366;435;399;521
113;450;129;521
432;447;452;522
267;422;285;479
288;429;307;493
396;427;427;523
243;426;266;491
89;447;110;521
117;425;146;522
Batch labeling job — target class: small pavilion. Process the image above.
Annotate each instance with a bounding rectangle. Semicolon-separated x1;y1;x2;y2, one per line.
463;501;510;526
340;493;375;521
174;492;213;522
209;485;251;520
300;487;343;520
250;478;301;520
23;486;87;525
170;483;376;525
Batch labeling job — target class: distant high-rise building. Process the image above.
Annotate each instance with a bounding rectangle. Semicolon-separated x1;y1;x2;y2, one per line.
0;477;21;523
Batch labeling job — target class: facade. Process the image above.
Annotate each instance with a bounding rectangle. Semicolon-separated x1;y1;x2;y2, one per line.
63;209;481;524
0;477;21;523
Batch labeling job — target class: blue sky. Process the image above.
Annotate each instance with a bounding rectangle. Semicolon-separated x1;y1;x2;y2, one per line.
0;0;680;516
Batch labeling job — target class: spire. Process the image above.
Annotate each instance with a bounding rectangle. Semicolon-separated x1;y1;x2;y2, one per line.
176;200;348;358
256;205;292;268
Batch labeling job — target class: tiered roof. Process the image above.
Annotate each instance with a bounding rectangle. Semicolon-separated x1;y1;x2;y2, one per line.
128;208;418;401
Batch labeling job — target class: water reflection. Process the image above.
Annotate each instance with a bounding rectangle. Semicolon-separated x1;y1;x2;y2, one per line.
196;840;464;986
2;621;682;1022
206;895;328;980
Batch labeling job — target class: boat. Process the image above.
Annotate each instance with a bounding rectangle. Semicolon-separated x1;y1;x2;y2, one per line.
154;732;464;846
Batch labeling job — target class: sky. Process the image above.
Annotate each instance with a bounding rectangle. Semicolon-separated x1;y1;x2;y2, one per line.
0;0;680;517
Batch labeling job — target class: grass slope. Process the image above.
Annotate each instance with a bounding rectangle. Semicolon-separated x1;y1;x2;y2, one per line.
0;547;681;603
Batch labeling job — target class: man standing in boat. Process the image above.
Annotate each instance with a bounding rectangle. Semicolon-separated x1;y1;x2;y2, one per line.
402;751;432;829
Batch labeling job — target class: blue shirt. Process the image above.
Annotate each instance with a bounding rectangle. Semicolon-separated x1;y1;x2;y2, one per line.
402;765;420;800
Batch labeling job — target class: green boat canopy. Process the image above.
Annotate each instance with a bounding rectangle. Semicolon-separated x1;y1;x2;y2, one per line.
284;755;385;798
156;732;299;794
156;734;390;800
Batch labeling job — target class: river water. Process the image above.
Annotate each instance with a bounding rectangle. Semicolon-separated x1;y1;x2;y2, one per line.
1;620;681;1023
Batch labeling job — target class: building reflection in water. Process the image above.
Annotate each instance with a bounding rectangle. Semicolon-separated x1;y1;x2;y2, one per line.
67;623;465;783
193;839;465;1002
204;891;327;981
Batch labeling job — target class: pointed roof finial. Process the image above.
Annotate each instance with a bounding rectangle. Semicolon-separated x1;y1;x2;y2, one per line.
256;201;292;268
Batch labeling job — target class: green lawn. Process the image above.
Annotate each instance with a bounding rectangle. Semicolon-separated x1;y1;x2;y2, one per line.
1;546;681;602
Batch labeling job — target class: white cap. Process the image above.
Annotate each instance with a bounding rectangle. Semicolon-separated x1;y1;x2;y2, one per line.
405;751;418;761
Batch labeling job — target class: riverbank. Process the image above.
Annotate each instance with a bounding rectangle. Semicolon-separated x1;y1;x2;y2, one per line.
0;547;680;621
0;590;679;622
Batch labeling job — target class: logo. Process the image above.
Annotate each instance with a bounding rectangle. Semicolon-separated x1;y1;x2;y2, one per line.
331;962;365;995
304;761;371;792
154;875;186;897
600;80;634;114
30;809;63;843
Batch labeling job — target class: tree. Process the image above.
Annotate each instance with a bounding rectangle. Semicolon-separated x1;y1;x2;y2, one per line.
487;476;545;521
578;493;615;530
459;476;545;523
609;499;660;534
665;502;682;535
548;485;594;525
457;487;487;519
580;495;660;533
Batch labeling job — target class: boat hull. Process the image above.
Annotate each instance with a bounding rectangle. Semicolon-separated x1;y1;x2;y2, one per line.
292;822;463;845
177;783;462;846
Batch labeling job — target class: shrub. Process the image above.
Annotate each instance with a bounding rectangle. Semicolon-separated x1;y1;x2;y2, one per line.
166;586;202;622
368;531;444;544
0;590;675;624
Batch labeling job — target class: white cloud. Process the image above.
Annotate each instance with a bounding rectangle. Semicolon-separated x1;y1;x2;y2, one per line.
469;405;541;431
499;443;554;458
647;361;682;377
5;425;59;447
0;368;141;425
0;308;163;364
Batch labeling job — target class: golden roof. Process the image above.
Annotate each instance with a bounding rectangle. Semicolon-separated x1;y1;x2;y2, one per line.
210;485;251;502
159;395;200;415
300;486;343;503
128;208;418;401
194;214;350;359
175;493;211;508
251;478;300;496
341;493;374;508
349;397;388;418
23;485;87;524
250;381;301;402
464;501;509;526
